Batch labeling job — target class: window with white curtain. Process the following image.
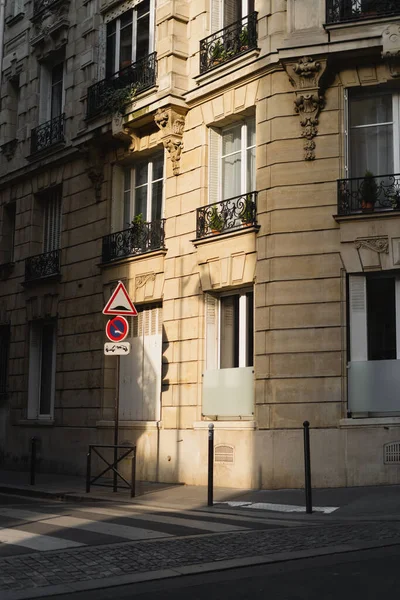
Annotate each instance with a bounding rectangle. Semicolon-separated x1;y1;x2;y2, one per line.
209;118;256;203
206;290;254;370
211;0;255;31
39;62;64;124
43;188;62;253
105;0;154;78
347;88;399;179
122;153;164;226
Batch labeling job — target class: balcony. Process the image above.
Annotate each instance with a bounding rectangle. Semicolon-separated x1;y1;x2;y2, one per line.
196;192;258;239
326;0;400;24
102;219;166;263
199;12;258;74
87;53;157;119
30;114;65;154
337;173;400;216
25;249;60;282
33;0;60;18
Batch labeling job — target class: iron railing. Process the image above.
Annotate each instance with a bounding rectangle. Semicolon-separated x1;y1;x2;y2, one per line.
25;249;60;282
102;219;166;262
30;114;65;154
197;192;258;238
326;0;400;23
200;12;258;74
337;173;400;215
33;0;59;17
86;444;136;497
87;53;157;119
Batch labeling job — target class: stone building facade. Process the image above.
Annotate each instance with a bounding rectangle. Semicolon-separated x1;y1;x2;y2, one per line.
1;0;400;488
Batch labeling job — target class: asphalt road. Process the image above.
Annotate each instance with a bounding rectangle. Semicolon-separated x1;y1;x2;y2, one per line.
45;544;400;600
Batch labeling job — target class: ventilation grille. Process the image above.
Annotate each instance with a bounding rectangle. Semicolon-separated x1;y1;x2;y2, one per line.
384;442;400;465
214;444;234;464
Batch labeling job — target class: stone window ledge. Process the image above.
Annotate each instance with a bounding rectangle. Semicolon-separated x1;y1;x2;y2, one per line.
99;248;167;269
96;420;161;430
17;419;55;427
193;421;256;430
340;416;400;428
194;48;260;88
5;12;24;27
192;225;259;248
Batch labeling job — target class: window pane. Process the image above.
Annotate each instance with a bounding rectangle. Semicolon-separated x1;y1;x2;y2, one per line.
367;277;396;361
137;0;150;18
246;147;256;192
106;22;117;77
222;125;241;156
120;9;133;28
222;154;241;199
135;161;148;187
136;13;150;60
123;169;131;227
220;295;239;368
247;118;256;148
350;94;392;127
51;64;63;119
39;324;54;415
350;124;393;178
152;155;164;181
151;180;163;221
135;185;147;218
120;21;133;69
246;292;254;367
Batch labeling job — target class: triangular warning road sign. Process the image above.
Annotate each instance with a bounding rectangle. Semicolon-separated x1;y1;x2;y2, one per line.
103;281;138;316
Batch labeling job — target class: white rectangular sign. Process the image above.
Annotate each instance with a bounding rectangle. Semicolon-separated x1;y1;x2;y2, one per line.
104;342;131;356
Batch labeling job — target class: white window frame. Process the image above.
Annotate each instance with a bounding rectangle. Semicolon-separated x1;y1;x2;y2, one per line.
42;187;62;253
206;288;254;371
39;62;65;124
123;153;164;225
220;119;255;199
212;0;253;31
27;321;57;420
106;0;155;74
345;88;400;179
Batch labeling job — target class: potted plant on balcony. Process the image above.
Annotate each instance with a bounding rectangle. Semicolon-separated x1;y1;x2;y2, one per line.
241;194;255;226
210;40;225;66
102;83;138;116
209;205;224;233
239;26;249;51
361;170;378;212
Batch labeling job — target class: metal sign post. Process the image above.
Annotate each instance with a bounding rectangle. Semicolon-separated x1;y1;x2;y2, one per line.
113;354;120;492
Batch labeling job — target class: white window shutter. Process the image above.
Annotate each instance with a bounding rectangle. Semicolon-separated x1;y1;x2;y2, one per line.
223;0;240;27
43;189;62;252
205;294;218;370
349;275;368;361
211;0;221;32
209;128;220;204
27;323;41;420
111;165;126;232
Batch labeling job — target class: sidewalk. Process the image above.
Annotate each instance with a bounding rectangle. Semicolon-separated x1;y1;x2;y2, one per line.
1;468;400;520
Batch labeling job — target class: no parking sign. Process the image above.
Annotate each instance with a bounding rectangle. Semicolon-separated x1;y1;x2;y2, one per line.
105;315;129;342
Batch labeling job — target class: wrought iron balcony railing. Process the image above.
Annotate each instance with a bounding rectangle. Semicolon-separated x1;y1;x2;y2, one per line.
200;12;258;74
337;173;400;215
102;219;166;263
87;53;157;119
33;0;59;17
31;114;65;154
25;249;61;282
326;0;400;24
196;192;258;238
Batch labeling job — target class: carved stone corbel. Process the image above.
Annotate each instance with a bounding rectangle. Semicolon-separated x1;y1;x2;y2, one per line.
80;144;105;202
382;24;400;78
281;56;328;161
112;115;139;152
154;107;186;175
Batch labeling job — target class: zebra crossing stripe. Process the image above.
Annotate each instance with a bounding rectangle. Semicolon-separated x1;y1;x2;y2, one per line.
76;506;248;532
0;508;59;523
0;528;83;551
41;516;173;541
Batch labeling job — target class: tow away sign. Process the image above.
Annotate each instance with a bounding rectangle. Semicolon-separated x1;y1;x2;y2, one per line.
104;342;131;355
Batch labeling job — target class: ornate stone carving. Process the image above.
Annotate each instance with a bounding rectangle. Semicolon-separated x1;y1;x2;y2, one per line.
354;237;389;254
382;24;400;78
154;106;187;175
135;273;156;290
0;139;18;161
111;115;139;152
81;145;105;202
281;56;328;161
30;3;70;60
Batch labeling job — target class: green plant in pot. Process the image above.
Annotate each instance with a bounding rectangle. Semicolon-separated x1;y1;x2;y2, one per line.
241;194;255;225
239;26;249;51
210;40;224;65
102;83;138;116
131;213;145;228
209;205;224;233
361;170;378;212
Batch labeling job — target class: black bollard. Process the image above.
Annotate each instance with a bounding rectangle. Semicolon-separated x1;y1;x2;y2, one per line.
86;446;92;493
208;423;214;506
303;421;312;514
131;446;137;498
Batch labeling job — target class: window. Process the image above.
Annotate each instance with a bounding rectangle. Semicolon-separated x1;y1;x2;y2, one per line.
122;153;164;227
210;118;255;203
0;202;16;264
27;321;56;419
105;0;154;78
0;325;10;395
346;88;399;179
211;0;255;30
43;188;62;253
40;62;64;124
206;290;253;370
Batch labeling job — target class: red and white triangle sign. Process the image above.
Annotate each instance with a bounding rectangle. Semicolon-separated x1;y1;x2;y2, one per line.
103;281;138;316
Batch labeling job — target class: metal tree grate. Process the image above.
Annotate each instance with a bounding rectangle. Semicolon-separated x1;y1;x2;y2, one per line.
214;445;234;464
384;442;400;464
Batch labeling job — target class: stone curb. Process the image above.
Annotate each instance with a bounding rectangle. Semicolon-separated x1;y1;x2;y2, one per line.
2;538;400;600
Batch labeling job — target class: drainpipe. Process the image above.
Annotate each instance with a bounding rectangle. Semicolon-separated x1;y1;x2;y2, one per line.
0;0;5;91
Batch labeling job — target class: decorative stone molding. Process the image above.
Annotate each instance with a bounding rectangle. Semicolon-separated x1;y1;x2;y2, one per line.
81;145;105;202
25;294;59;321
0;139;18;161
154;106;186;175
354;237;389;254
135;273;156;290
281;56;328;161
112;115;139;152
30;3;69;60
382;24;400;77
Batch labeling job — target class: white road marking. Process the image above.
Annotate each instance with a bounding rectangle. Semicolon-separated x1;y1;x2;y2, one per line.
0;508;59;523
42;516;173;540
216;501;339;514
0;528;83;551
76;506;248;532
